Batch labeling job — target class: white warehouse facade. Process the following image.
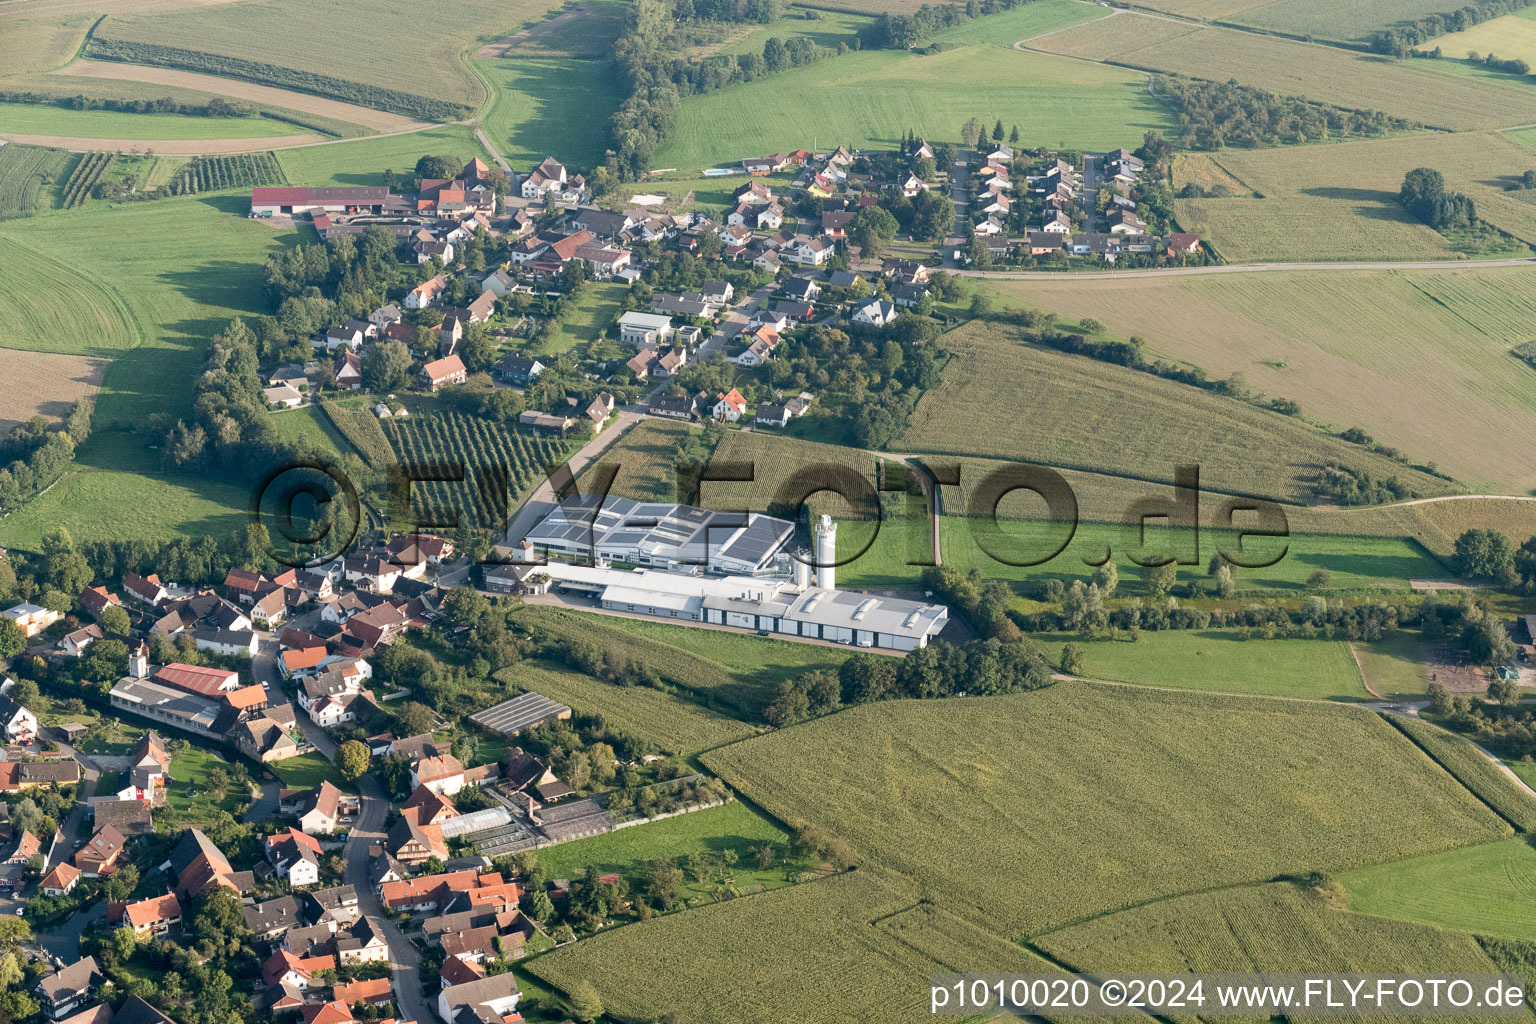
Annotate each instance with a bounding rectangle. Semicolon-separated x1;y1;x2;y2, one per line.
537;562;949;651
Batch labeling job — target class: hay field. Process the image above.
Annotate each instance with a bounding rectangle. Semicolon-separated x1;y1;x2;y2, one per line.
91;0;567;110
1037;881;1516;1004
702;683;1507;938
894;319;1453;505
473;56;619;170
0;350;106;436
0;14;93;78
992;264;1536;495
1036;13;1536;130
656;44;1169;170
0;102;308;141
1173;132;1536;261
491;659;756;754
1418;8;1536;65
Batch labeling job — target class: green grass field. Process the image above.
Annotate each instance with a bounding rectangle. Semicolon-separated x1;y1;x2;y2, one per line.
276;125;491;187
656;36;1168;169
836;516;1444;596
268;751;350;792
1037;879;1515;988
473;56;619;170
1038;13;1536;131
0;102;308;140
1353;631;1429;696
1171;132;1536;263
1339;838;1536;942
269;404;347;462
0;193;301;425
528;800;788;885
1425;7;1536;66
0;433;248;552
895;319;1454;506
701;7;871;57
996;264;1536;496
492;659;756;754
1052;631;1370;700
703;683;1508;938
164;745;248;822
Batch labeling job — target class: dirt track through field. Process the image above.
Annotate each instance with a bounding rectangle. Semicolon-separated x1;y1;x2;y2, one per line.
52;60;431;133
0;130;321;153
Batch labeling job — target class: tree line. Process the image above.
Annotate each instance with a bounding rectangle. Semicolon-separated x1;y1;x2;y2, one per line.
0;399;92;513
1399;166;1476;230
1158;75;1409;149
860;0;1038;50
0;90;256;119
1371;0;1536;56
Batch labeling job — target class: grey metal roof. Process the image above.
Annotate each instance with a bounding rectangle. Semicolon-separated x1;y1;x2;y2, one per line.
469;692;571;737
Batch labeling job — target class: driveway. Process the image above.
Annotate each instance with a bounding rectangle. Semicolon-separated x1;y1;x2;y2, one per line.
501;409;643;548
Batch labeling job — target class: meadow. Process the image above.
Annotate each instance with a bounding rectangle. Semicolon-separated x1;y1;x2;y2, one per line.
655;44;1169;170
511;605;852;720
491;659;756;754
1049;631;1371;700
528;800;787;884
90;0;568;111
267;751;351;791
1338;837;1536;941
1036;880;1514;992
275;125;492;188
0;13;94;79
0;102;308;141
702;683;1508;938
268;405;349;464
529;869;1076;1024
472;56;619;170
1352;631;1430;696
993;264;1536;495
836;516;1444;596
1035;14;1536;131
0;432;248;552
894;319;1454;506
1389;715;1536;832
162;745;249;823
1171;133;1536;263
700;7;871;57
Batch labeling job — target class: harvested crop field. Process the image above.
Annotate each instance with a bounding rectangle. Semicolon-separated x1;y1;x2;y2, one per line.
0;102;309;141
894;319;1453;505
702;683;1508;938
1122;0;1484;42
0;14;94;78
1035;13;1536;130
52;60;431;133
0;350;107;436
992;264;1536;495
0;131;320;154
1172;132;1536;262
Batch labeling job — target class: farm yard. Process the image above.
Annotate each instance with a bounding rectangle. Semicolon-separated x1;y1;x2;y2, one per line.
0;350;107;438
655;31;1168;169
993;265;1536;496
490;659;757;755
893;319;1454;506
1171;133;1536;263
701;684;1508;938
382;410;577;530
1034;13;1536;131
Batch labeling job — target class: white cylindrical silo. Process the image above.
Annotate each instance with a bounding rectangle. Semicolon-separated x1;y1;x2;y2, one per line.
815;514;837;590
795;554;811;591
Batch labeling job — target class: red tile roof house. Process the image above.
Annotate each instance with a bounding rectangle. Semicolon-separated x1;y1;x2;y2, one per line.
300;1002;354;1024
73;824;125;877
263;949;336;992
121;892;182;937
78;587;121;619
152;663;239;697
421;354;467;391
332;977;393;1008
122;573;168;607
41;862;80;896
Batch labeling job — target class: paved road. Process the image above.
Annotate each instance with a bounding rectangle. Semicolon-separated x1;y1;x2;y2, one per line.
48;768;98;871
941;151;970;267
472;125;513;175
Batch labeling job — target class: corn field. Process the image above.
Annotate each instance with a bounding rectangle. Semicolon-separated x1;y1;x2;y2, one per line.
61;152;115;208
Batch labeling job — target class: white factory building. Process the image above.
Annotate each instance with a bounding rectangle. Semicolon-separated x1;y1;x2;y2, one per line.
523;494;795;576
529;558;948;651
